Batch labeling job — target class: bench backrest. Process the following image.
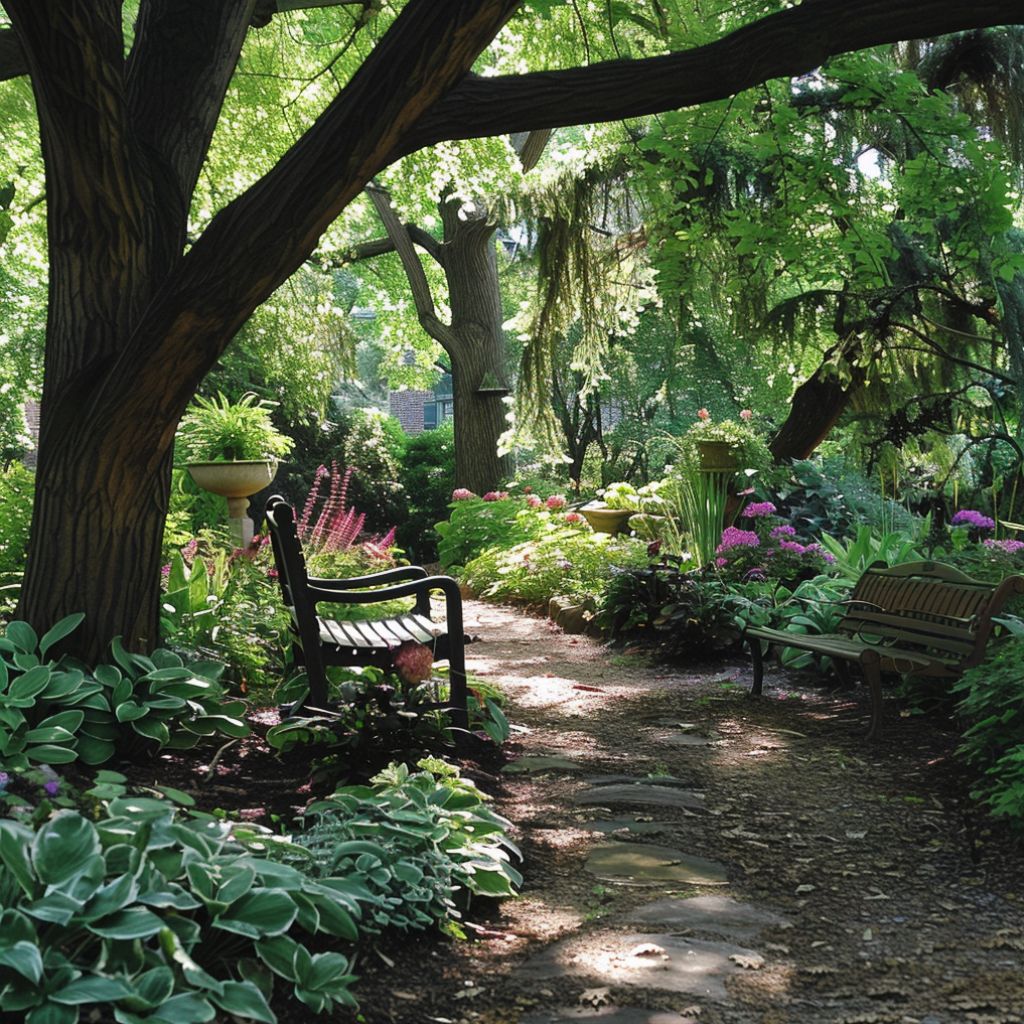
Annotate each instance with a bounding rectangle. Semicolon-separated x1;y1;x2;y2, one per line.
838;560;1024;666
265;496;326;676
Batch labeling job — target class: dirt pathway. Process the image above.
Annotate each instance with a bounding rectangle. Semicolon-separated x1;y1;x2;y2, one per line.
352;599;1024;1024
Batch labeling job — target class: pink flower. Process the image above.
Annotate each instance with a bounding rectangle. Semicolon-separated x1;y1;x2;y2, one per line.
697;408;711;421
984;538;1024;554
545;494;566;510
392;641;435;684
743;501;777;518
523;485;533;493
452;488;475;501
482;491;508;502
715;557;728;568
739;409;753;421
564;511;584;524
526;494;542;508
770;524;797;539
717;527;760;552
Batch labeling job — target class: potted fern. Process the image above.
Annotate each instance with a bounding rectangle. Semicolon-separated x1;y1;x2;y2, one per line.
177;393;293;535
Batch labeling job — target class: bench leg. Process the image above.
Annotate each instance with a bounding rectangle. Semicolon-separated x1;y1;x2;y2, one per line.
860;654;884;740
447;644;469;734
749;636;765;696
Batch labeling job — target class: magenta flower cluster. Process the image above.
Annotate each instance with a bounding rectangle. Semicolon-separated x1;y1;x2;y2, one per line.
770;524;797;539
984;538;1024;554
716;527;760;552
951;509;995;530
743;501;777;518
482;490;509;502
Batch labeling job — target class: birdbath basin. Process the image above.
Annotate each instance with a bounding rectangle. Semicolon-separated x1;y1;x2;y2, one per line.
186;460;277;544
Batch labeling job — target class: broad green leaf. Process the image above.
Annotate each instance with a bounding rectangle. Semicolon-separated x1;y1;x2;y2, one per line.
5;620;39;655
31;813;100;886
209;981;275;1024
131;718;170;746
0;940;43;983
25;743;78;764
9;665;52;702
213;890;297;938
0;820;37;897
89;907;164;940
51;974;135;1004
38;614;86;660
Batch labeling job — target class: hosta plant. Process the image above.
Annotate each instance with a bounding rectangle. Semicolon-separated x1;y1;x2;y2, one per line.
291;760;522;935
0;788;361;1023
0;615;248;768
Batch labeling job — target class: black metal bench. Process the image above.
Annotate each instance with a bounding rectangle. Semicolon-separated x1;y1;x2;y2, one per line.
745;560;1024;739
265;495;469;729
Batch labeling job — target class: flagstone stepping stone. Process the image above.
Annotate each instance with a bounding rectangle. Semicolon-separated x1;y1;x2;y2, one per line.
585;842;728;885
502;755;585;774
516;931;756;1000
661;733;711;748
522;1008;697;1023
574;784;705;812
584;775;691;787
582;816;673;836
625;895;786;941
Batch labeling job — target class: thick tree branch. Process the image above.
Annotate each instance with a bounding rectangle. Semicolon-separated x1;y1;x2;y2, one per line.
366;182;457;350
342;223;444;264
401;0;1024;152
126;0;256;234
0;26;25;81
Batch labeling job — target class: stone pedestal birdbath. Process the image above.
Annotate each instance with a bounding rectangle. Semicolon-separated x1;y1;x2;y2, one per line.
187;460;278;546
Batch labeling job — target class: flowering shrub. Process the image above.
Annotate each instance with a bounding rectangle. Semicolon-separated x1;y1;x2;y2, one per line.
461;526;647;606
951;509;996;529
452;487;475;501
985;538;1024;555
712;504;834;583
545;494;567;510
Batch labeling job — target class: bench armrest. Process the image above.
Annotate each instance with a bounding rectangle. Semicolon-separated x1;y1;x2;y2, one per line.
307;575;464;625
307;566;427;589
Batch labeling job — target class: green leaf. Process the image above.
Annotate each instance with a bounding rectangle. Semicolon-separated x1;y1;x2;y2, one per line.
26;1001;77;1024
115;701;149;723
214;890;297;938
0;940;43;983
131;718;170;746
31;813;101;886
210;981;276;1024
0;820;37;897
25;743;78;764
38;614;85;660
51;975;135;1004
93;664;122;688
198;715;250;738
154;785;195;807
76;734;117;765
255;936;300;981
5;620;39;655
88;907;165;940
9;665;52;702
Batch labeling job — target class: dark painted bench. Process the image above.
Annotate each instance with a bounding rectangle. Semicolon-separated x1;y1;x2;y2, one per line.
265;495;469;729
745;560;1024;738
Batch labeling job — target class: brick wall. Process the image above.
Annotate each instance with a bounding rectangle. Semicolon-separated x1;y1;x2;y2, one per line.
388;390;432;434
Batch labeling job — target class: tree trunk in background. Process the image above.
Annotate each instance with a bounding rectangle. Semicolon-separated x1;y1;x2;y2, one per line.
440;198;512;493
770;344;867;462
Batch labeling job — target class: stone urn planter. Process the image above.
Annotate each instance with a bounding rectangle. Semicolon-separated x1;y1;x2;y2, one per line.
581;504;634;535
187;460;278;544
695;440;738;471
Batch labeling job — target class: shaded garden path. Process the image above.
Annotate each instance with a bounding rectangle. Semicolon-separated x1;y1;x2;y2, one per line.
353;599;1024;1024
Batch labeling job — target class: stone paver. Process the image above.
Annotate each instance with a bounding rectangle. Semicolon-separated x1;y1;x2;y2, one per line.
585;842;728;886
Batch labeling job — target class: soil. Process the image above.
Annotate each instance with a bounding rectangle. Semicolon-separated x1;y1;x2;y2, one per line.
122;600;1024;1024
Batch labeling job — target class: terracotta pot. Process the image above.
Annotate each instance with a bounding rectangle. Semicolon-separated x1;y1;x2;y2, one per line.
695;440;738;471
581;505;634;535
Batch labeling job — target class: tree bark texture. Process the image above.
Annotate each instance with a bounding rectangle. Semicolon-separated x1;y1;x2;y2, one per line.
440;198;512;494
3;0;1021;653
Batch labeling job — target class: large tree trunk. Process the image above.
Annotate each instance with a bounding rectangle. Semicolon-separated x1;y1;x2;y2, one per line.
440;198;512;493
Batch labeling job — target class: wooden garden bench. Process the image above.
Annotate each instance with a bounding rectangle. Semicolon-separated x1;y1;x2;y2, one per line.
744;560;1024;739
265;495;469;729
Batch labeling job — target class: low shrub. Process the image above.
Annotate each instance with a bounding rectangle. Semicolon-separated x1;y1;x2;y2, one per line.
436;489;555;571
398;421;456;564
461;521;648;607
0;615;248;768
0;461;33;612
293;760;521;936
0;781;359;1022
954;634;1024;829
